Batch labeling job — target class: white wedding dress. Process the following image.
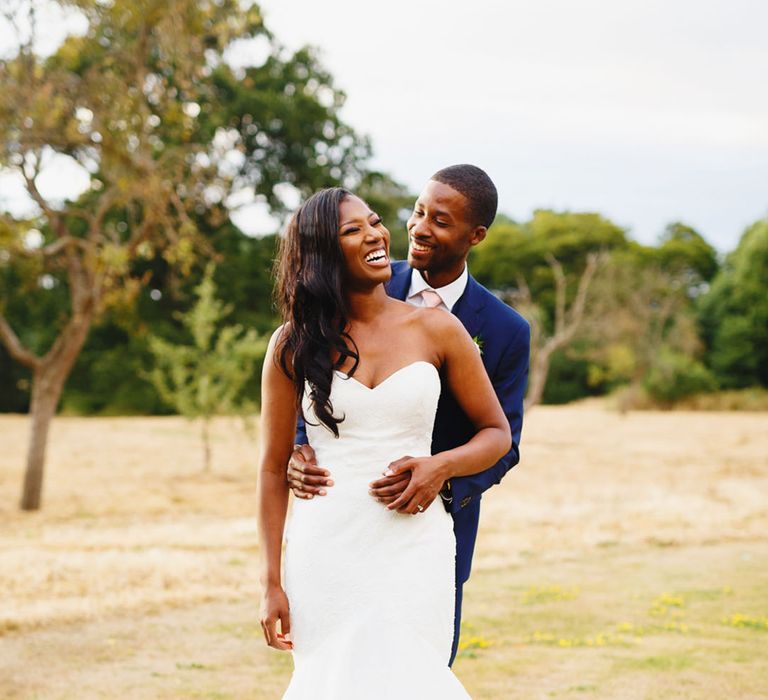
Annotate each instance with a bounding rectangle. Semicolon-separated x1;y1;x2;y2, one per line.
282;361;470;699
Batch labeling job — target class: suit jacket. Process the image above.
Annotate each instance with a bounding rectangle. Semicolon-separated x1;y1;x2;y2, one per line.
296;260;531;584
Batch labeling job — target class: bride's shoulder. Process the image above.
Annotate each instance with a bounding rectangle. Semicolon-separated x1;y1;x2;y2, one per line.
267;323;291;349
385;299;466;342
264;324;295;374
410;305;466;340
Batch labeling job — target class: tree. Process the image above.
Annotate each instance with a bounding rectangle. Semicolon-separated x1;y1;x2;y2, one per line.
145;264;264;471
514;250;605;408
576;222;719;406
580;246;716;405
698;218;768;388
656;222;719;288
472;210;626;407
0;0;374;509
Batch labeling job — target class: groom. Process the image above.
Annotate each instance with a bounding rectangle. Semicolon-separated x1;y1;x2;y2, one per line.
288;164;530;665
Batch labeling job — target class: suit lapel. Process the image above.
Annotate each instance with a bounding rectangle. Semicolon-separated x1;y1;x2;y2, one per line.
451;274;486;340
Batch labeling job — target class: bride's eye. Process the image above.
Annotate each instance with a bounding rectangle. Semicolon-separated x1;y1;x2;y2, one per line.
341;227;359;236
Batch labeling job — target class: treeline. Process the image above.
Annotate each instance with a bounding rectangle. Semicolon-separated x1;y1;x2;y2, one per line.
471;213;768;406
2;207;767;415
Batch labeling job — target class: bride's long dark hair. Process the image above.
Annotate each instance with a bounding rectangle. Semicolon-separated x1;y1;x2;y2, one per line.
274;187;360;437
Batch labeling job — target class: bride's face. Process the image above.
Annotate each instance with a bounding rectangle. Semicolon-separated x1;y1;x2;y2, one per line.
337;195;391;286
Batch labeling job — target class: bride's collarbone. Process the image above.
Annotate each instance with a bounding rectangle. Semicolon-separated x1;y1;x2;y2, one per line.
336;356;436;390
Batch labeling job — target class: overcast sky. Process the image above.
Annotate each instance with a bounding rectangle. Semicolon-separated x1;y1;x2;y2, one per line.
255;0;768;252
1;1;766;252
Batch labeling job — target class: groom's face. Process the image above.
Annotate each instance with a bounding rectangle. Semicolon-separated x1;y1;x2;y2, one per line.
406;180;486;278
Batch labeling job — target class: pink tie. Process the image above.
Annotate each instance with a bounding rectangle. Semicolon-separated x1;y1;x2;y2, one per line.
420;289;443;309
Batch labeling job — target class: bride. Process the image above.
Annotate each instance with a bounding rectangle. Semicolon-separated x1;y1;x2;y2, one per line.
258;187;510;698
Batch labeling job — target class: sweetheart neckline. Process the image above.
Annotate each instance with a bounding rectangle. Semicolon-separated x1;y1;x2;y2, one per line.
334;360;438;391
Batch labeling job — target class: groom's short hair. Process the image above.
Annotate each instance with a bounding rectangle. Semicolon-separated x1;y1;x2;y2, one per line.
431;164;498;229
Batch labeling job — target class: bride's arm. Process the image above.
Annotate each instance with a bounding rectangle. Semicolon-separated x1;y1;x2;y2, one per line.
258;327;297;650
386;313;511;514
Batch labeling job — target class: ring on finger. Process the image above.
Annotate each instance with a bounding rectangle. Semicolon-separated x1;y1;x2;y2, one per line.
416;504;424;512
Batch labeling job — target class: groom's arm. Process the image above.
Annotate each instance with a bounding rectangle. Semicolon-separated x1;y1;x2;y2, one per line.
444;318;530;514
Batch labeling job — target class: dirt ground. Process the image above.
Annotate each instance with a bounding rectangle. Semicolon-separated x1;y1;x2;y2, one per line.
1;402;767;699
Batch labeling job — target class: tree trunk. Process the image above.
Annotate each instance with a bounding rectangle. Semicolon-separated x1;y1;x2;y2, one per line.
201;417;211;473
21;370;61;510
525;348;552;410
517;252;603;411
20;313;93;511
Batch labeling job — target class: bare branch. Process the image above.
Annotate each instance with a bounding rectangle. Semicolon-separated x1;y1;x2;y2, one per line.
44;235;93;256
89;186;118;241
565;252;602;329
546;253;566;336
11;234;94;261
0;313;40;369
525;251;605;409
42;306;93;367
20;159;68;239
515;273;532;304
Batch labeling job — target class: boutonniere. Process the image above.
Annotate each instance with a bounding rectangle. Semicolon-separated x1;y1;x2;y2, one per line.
472;335;484;355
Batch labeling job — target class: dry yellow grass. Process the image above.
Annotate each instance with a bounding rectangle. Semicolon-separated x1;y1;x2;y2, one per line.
1;402;767;699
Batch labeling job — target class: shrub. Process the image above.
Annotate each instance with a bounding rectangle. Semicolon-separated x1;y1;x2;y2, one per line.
643;350;718;404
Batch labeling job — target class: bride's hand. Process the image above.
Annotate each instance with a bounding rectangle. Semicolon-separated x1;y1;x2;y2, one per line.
381;455;449;515
260;585;293;651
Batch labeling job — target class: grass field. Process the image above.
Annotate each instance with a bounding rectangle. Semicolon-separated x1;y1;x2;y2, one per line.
1;402;767;699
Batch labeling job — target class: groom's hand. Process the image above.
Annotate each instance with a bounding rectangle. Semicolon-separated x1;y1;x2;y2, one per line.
287;444;334;499
368;468;411;505
380;456;448;515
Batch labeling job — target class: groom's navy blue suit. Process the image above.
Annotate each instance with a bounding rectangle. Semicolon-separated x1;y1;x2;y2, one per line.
296;260;530;665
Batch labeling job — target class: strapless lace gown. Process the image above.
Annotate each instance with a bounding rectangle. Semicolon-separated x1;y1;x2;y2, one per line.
282;361;470;698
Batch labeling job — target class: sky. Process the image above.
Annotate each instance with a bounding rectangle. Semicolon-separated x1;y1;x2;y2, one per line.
1;0;767;252
253;0;768;252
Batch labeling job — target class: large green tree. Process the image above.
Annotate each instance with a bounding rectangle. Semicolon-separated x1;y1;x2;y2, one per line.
0;0;375;510
698;219;768;388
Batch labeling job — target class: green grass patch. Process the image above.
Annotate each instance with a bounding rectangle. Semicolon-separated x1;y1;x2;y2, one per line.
722;613;768;631
522;584;580;605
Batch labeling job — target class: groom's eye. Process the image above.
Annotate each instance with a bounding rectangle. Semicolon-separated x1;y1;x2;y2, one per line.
370;216;383;226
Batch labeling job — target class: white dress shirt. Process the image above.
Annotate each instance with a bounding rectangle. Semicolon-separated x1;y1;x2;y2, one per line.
406;266;469;312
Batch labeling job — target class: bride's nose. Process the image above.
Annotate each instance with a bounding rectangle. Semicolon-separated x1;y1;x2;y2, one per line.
365;224;387;242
